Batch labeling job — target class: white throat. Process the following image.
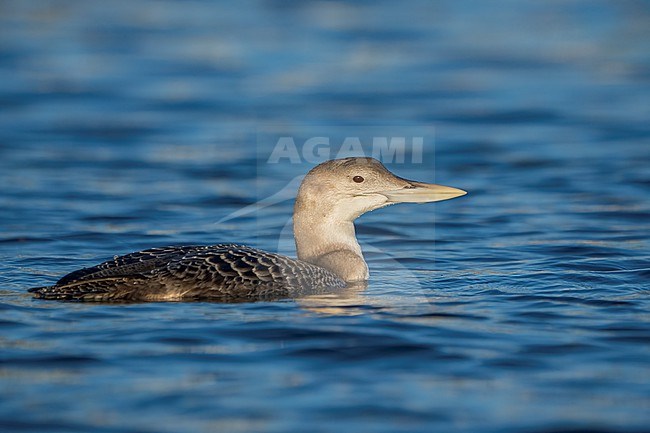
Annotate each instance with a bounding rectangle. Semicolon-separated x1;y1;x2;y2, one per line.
293;194;374;282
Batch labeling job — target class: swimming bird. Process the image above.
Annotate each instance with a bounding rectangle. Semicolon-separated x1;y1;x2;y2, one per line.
29;157;466;302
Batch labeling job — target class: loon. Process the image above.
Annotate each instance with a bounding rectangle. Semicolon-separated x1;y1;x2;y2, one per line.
29;157;466;302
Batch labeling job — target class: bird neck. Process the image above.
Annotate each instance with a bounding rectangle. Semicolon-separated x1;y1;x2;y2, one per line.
293;197;369;282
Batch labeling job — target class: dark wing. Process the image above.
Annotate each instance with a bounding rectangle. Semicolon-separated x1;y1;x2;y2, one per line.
53;245;205;285
29;244;345;302
152;245;346;301
28;245;219;301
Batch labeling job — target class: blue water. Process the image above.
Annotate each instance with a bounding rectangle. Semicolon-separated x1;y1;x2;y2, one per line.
1;1;649;432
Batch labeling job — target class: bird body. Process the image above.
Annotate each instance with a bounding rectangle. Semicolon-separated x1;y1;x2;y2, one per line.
30;244;345;301
29;157;466;302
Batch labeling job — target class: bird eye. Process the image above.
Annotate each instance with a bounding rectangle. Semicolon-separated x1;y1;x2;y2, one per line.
353;176;364;183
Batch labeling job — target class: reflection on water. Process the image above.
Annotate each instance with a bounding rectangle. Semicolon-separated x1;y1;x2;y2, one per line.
297;284;369;316
1;1;650;432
